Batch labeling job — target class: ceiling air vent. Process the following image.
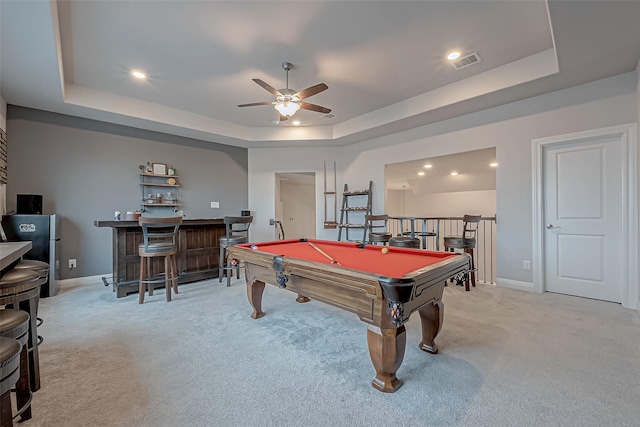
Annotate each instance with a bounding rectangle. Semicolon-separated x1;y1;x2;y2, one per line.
322;113;336;120
451;52;481;70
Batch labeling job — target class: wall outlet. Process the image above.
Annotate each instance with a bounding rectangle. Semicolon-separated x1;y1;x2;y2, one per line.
210;201;219;208
523;260;531;270
69;259;77;269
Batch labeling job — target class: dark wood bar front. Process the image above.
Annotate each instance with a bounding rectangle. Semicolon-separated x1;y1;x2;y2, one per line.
94;219;225;297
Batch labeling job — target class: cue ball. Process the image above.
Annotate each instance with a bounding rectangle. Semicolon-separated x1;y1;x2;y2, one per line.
250;245;258;250
381;247;388;254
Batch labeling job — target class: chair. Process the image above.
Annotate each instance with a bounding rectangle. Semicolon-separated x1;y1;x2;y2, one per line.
0;337;21;427
443;214;481;291
137;216;182;304
218;216;252;287
0;309;32;422
12;259;49;328
363;214;392;245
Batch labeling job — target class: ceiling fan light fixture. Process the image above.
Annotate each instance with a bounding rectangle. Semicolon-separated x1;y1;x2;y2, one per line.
274;101;301;116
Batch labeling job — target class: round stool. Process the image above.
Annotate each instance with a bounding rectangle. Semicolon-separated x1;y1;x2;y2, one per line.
12;260;49;327
13;260;49;287
0;336;21;427
0;309;32;421
388;236;420;249
0;269;42;392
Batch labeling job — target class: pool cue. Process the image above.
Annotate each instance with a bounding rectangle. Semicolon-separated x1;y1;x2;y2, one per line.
307;241;341;265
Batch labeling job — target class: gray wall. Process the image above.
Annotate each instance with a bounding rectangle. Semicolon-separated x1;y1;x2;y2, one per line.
6;106;248;279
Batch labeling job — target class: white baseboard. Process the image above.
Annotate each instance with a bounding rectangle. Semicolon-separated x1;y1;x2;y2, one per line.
57;273;109;289
496;277;538;292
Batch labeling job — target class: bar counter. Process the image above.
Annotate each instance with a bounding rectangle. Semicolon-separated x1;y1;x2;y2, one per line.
95;218;225;297
0;241;33;272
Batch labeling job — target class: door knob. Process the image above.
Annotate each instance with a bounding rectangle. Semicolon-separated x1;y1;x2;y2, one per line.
546;224;559;229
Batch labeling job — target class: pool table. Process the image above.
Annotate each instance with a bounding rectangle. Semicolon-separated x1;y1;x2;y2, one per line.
227;238;471;393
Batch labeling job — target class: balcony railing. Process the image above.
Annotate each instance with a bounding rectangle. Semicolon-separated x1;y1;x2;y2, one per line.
388;216;497;285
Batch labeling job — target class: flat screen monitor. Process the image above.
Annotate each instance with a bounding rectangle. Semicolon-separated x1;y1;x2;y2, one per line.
17;194;43;214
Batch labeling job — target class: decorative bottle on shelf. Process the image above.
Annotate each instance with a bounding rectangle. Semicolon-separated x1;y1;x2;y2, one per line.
145;162;152;173
168;164;176;176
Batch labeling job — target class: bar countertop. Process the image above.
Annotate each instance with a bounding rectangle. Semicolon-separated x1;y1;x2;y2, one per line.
0;241;33;271
94;218;224;227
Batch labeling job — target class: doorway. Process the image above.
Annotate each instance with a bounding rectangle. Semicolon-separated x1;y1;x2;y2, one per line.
275;173;316;240
533;124;638;309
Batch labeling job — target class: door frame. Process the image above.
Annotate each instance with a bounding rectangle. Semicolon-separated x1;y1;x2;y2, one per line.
532;123;638;309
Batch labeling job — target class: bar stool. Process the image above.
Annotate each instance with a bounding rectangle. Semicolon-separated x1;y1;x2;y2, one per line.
363;214;392;245
218;216;252;287
388;236;420;249
443;214;481;291
138;216;182;304
12;259;49;328
0;337;21;427
0;269;41;392
0;309;32;422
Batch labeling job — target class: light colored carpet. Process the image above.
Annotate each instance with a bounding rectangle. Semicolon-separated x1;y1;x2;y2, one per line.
17;276;640;427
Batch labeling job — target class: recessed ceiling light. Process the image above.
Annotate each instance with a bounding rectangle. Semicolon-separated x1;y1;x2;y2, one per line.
131;70;146;79
292;120;301;126
423;164;433;169
490;162;498;167
418;171;425;176
447;51;461;61
450;171;458;176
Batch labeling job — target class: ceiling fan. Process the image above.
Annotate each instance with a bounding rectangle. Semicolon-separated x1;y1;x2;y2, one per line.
238;62;331;121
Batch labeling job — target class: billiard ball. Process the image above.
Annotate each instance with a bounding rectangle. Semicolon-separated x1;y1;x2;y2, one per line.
381;247;389;254
250;245;258;250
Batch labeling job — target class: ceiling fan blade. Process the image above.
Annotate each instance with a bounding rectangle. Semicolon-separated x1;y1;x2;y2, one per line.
300;102;331;114
237;101;274;107
279;114;288;122
295;83;328;100
253;79;282;96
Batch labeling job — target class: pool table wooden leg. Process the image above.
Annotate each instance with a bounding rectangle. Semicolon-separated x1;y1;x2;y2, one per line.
418;300;443;354
247;278;266;319
367;325;406;393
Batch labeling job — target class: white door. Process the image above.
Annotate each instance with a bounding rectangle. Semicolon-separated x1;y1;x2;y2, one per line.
544;136;623;302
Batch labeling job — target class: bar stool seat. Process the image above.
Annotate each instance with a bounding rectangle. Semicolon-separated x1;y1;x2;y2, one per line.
219;216;252;287
0;309;32;422
388;236;421;249
12;260;49;284
0;269;41;392
0;337;21;427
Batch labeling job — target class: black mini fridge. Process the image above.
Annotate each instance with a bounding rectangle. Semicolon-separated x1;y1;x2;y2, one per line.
1;214;60;297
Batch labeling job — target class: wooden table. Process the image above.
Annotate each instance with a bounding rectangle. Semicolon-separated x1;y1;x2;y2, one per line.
94;219;226;297
0;241;33;272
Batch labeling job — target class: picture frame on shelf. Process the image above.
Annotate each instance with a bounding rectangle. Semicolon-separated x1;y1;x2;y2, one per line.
152;162;167;175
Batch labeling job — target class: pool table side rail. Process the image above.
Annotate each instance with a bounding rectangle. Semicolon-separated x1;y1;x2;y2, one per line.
229;244;471;326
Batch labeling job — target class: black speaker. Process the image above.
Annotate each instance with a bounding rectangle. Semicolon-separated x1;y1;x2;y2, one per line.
17;194;43;214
